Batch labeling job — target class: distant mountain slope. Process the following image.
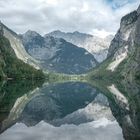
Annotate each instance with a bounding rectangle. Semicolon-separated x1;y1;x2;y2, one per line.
0;25;44;80
21;30;98;74
47;30;113;62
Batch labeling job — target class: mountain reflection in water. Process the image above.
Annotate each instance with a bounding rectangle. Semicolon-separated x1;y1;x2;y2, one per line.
0;79;140;140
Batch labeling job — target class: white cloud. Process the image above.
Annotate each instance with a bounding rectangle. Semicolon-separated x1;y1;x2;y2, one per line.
44;0;58;5
0;119;123;140
0;0;139;36
92;29;115;38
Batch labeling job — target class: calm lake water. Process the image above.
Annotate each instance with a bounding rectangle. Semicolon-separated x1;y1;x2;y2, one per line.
0;80;140;140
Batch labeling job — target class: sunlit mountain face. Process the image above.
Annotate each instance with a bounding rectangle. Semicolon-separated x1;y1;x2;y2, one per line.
0;0;140;140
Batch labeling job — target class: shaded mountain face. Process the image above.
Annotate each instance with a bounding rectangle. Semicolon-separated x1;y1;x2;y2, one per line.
0;23;44;79
22;31;98;74
47;30;113;62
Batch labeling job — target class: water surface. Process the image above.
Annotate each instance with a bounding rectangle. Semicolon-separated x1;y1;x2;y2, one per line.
0;80;139;140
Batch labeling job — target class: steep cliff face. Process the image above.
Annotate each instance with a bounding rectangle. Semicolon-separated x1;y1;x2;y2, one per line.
0;24;44;79
107;10;138;73
90;5;140;82
1;23;40;69
22;30;98;74
108;11;138;57
111;6;140;81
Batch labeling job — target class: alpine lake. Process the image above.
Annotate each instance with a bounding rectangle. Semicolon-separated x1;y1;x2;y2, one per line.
0;73;140;140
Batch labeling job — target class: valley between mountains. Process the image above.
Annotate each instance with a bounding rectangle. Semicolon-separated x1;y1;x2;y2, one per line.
0;5;140;86
0;3;140;140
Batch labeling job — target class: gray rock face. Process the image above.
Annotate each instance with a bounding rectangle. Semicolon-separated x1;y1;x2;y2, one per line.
22;30;98;74
47;31;113;63
107;5;140;80
108;11;138;57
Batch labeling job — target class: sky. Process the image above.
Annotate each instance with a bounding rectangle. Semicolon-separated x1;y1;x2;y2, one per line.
0;0;139;37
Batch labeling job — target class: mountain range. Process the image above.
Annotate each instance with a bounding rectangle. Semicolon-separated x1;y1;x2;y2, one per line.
0;4;140;80
47;30;113;62
21;31;98;74
0;18;114;75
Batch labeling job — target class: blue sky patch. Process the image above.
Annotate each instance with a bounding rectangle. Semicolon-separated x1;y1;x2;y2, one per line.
106;0;138;10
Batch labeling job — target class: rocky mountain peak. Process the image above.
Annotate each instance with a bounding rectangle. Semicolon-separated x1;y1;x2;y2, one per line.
71;31;92;37
22;30;45;49
120;11;138;27
73;31;80;34
48;30;64;36
107;8;140;57
48;30;93;38
24;30;41;38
